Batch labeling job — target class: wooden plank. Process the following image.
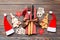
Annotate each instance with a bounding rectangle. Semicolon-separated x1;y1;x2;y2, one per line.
0;31;60;37
0;5;59;15
0;0;59;5
0;5;60;9
0;37;60;40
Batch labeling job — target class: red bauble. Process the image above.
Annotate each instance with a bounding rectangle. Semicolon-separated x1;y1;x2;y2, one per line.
39;28;44;35
16;11;22;17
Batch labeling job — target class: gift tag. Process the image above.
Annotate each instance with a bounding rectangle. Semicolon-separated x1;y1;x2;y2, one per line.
37;7;45;17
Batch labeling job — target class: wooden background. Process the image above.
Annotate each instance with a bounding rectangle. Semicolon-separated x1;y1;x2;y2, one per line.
0;0;60;40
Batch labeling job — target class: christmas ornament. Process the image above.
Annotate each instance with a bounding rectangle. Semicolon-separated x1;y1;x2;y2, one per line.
23;5;37;35
4;13;14;36
37;7;45;17
10;13;25;34
10;13;21;28
38;28;44;35
47;11;56;32
16;11;22;17
40;13;48;28
15;27;25;34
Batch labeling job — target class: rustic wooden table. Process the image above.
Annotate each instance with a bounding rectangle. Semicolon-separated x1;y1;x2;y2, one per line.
0;0;60;40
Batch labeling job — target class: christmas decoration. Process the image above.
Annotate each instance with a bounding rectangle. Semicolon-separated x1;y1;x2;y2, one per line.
23;5;37;35
47;11;56;32
16;11;22;17
4;13;14;36
37;7;45;17
38;28;44;35
10;13;21;28
10;13;25;34
3;6;57;36
15;27;25;34
31;5;36;34
40;13;48;28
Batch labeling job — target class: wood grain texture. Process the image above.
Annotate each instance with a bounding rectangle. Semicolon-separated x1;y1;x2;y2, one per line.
0;0;60;40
